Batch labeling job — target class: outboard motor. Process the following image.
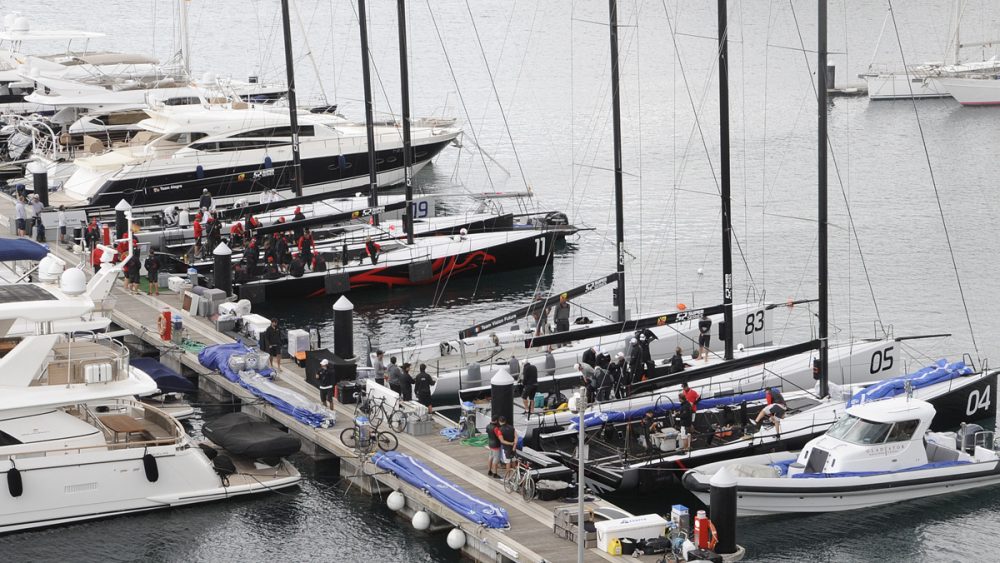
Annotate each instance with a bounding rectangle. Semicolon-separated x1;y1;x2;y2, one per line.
957;423;985;454
544;211;569;227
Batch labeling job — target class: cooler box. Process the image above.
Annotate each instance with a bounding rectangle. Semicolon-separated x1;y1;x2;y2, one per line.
168;276;191;293
594;514;667;552
218;302;241;317
242;314;271;340
286;329;310;357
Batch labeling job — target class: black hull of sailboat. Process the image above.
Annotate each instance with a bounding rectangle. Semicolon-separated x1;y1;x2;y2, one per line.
551;371;998;495
234;232;556;301
87;139;454;209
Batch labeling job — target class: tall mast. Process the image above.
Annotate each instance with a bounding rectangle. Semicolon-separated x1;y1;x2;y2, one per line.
718;0;734;361
818;0;829;398
279;0;304;197
358;0;380;226
178;0;191;77
608;0;626;322
397;0;414;244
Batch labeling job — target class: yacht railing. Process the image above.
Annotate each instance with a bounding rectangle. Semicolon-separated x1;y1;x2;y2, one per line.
41;337;130;386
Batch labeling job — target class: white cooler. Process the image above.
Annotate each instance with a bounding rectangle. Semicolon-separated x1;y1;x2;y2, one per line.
286;329;310;356
594;514;667;552
168;276;192;293
242;314;272;340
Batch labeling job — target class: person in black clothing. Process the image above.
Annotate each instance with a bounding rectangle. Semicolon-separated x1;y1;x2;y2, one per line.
609;352;627;399
312;252;327;273
275;235;290;273
639;411;660;449
206;218;221;251
233;262;251;284
292;207;306;241
245;238;259;274
595;363;614;401
677;392;693;436
521;360;538;416
398;362;414;402
497;416;517;476
198;188;213;211
298;228;314;268
143;253;161;296
263;318;282;371
698;317;713;363
317;358;335;409
413;363;435;412
288;254;305;277
365;236;381;265
581;346;597;368
626;338;642;389
670;346;685;374
263;256;281;279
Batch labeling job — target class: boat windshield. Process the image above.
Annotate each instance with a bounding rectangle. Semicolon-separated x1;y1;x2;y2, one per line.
826;414;897;445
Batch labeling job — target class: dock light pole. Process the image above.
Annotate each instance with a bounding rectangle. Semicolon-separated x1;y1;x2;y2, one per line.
575;385;586;562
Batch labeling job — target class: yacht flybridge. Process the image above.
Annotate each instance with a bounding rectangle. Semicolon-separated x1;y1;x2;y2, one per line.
44;105;460;210
0;254;300;533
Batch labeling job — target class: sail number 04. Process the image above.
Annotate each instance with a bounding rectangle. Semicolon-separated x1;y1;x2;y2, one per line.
967;386;991;416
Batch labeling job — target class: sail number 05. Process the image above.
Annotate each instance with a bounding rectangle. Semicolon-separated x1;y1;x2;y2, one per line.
869;347;894;374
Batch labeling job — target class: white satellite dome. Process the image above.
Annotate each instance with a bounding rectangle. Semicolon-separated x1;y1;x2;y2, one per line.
37;254;65;283
10;16;28;32
60;267;87;296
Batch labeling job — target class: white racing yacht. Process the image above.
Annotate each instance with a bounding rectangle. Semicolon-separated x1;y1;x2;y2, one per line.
682;395;1000;515
0;250;301;533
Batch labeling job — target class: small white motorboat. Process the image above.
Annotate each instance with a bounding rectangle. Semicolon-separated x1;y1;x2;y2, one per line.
682;396;1000;516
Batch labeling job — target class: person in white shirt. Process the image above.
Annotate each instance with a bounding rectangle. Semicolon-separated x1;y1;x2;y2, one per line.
57;205;67;244
14;196;26;236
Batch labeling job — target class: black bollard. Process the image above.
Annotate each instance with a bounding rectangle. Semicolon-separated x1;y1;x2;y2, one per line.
213;242;233;296
31;167;49;207
490;369;514;425
709;466;738;555
333;295;354;360
114;200;131;243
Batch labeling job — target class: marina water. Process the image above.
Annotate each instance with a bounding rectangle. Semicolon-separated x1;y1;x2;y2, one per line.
8;1;1000;560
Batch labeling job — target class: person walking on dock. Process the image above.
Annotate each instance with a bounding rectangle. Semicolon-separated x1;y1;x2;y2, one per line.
264;318;282;372
398;362;414;402
413;364;435;414
14;195;27;236
57;205;66;245
144;252;161;296
486;415;501;478
521;360;538;417
387;356;403;394
317;358;335;410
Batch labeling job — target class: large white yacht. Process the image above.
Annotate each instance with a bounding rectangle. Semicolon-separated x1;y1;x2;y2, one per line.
0;245;301;533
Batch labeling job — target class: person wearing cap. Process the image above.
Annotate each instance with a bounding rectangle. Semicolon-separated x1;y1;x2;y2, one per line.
576;362;596;402
292;206;306;241
317;358;335;409
626;337;642;388
30;194;45;242
751;389;787;432
609;351;628;398
14;195;27;237
198;188;213;211
582;346;597;368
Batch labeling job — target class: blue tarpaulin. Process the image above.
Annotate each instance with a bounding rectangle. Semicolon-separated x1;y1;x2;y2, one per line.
130;357;197;394
199;342;333;427
569;389;769;430
0;238;47;262
373;450;510;529
848;359;973;407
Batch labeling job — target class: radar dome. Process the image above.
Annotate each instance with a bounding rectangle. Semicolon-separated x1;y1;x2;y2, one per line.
60;267;87;296
37;254;65;283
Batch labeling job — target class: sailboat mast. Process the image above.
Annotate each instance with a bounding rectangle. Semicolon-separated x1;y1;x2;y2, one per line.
279;0;304;197
608;0;626;322
178;0;191;77
358;0;380;226
397;0;414;245
718;0;734;361
818;0;830;398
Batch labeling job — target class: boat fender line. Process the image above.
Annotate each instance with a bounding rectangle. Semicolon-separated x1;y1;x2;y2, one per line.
7;460;22;497
143;449;159;483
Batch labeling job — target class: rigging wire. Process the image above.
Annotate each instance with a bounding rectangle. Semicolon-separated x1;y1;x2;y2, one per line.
462;0;532;191
786;0;885;335
886;0;980;359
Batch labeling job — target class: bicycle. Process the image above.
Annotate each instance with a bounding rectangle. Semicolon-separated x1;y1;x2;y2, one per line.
360;395;408;432
340;416;399;453
502;456;536;501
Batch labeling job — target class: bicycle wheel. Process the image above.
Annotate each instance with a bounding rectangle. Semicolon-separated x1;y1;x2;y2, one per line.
369;408;385;430
388;409;408;432
376;431;398;452
521;475;536;501
503;469;519;494
340;427;357;449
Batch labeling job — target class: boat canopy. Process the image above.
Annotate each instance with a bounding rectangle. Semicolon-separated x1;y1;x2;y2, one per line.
0;238;47;261
130;357;196;394
848;359;972;407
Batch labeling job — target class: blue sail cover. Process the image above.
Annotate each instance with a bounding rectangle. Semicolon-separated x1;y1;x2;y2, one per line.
130;357;197;394
568;389;768;430
199;342;332;427
373;450;510;529
848;359;973;407
0;238;47;261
